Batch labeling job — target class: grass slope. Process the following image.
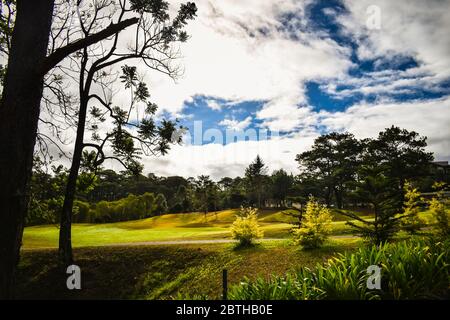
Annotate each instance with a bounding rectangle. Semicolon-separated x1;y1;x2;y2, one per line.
16;239;361;299
22;208;362;248
22;208;436;249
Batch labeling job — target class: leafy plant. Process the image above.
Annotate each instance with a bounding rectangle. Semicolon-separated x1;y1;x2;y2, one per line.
231;206;263;247
401;181;424;234
230;238;450;300
292;197;332;249
429;182;450;238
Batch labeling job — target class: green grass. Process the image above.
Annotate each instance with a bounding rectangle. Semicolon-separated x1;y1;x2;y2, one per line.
16;238;361;299
23;208;360;248
23;207;439;249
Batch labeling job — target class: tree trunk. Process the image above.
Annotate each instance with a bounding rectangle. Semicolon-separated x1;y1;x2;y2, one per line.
0;0;55;299
335;187;343;209
58;93;89;265
325;186;332;207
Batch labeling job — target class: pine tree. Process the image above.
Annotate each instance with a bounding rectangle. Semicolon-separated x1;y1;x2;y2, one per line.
245;155;268;208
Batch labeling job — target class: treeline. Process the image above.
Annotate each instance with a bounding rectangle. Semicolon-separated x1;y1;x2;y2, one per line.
28;126;447;225
74;193;168;223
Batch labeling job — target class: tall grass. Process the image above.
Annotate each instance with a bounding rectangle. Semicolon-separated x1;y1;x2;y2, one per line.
229;238;449;300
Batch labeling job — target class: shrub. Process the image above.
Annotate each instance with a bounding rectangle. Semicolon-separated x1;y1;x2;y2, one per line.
94;200;112;222
292;197;332;249
429;182;450;238
73;200;90;223
401;181;424;234
229;238;450;300
231;207;263;247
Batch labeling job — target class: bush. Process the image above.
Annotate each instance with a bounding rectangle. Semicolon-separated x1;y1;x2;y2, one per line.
429;182;450;238
292;197;332;249
231;207;263;247
401;181;424;234
73;200;90;223
229;238;450;300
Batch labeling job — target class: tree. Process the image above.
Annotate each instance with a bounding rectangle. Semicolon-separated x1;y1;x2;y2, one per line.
231;206;263;247
27;157;65;225
54;1;197;265
340;153;403;245
292;196;332;249
0;0;143;297
218;177;246;209
368;126;433;200
193;175;216;218
296;132;361;208
245;155;268;208
271;169;293;208
0;0;14;88
154;193;168;215
400;181;424;234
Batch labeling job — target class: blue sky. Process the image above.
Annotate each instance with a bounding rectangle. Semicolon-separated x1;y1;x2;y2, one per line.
162;0;450;154
78;0;450;179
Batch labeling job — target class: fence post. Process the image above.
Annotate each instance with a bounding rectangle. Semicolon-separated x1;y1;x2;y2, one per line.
222;269;228;300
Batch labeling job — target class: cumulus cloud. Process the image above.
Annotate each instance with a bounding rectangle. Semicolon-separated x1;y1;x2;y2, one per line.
141;96;450;179
36;0;450;179
218;116;252;131
146;0;352;118
320;97;450;159
338;0;450;85
205;99;222;111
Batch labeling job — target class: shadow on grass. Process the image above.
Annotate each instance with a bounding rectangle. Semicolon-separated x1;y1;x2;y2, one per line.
231;241;265;252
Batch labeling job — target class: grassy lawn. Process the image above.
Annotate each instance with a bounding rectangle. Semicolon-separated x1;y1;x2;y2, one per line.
22;208;366;248
16;208;444;299
16;238;361;299
22;208;437;249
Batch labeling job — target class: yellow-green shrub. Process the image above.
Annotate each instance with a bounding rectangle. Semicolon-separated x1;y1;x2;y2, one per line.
231;207;263;246
429;182;450;237
293;197;332;249
401;181;424;234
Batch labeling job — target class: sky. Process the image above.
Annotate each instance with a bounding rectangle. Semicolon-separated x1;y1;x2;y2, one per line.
44;0;450;180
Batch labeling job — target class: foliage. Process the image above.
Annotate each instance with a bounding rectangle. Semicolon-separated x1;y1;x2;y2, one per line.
230;238;450;300
401;181;424;234
192;175;218;215
370;126;434;195
231;207;263;247
429;182;450;238
0;0;14;89
296;132;361;208
343;165;402;244
296;127;434;210
28;126;443;229
90;192;168;223
270;169;294;207
292;197;333;249
244;155;268;208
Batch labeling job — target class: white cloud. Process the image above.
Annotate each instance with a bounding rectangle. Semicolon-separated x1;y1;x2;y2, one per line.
140;96;450;179
205;99;222;111
340;0;450;80
144;0;352;118
218;116;252;131
36;0;450;180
